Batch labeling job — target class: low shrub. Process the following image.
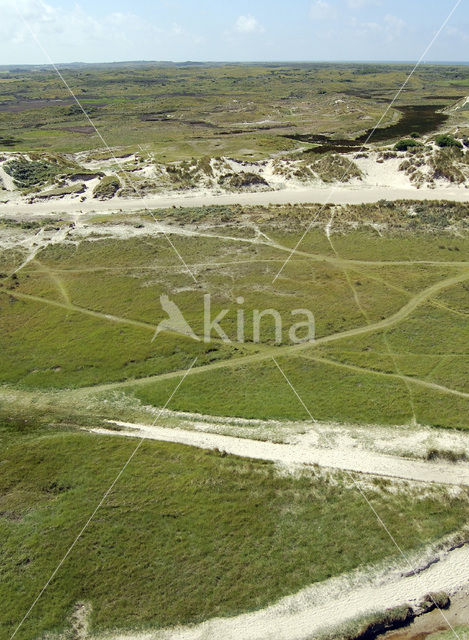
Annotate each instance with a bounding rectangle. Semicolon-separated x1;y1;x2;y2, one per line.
4;157;63;189
426;448;468;463
394;139;422;152
0;135;21;147
311;153;362;183
430;149;466;183
92;175;121;199
218;172;269;189
435;134;463;149
419;591;451;612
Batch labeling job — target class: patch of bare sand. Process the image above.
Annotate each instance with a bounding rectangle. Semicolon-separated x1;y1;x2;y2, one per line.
92;421;469;487
2;182;469;217
95;543;469;640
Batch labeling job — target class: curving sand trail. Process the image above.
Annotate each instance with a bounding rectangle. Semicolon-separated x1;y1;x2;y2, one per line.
90;420;469;640
91;421;469;486
96;534;469;640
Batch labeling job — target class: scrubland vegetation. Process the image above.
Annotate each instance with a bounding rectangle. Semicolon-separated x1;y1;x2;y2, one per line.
0;62;467;159
1;63;468;202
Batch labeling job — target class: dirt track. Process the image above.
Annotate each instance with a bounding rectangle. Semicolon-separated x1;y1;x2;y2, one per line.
92;421;469;486
2;183;469;217
98;536;469;640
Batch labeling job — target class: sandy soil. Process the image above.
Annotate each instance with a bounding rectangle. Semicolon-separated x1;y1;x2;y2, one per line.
96;542;469;640
91;422;469;486
352;154;415;189
0;165;15;191
1;182;469;217
137;409;469;462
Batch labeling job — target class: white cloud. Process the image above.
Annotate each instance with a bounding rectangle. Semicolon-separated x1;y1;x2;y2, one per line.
0;0;157;48
349;13;406;42
171;23;184;37
0;0;205;63
310;1;337;21
346;0;381;9
384;14;406;39
446;25;469;43
234;15;264;34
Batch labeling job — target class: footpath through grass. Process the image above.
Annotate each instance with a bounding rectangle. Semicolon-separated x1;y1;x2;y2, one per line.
1;207;468;428
2;418;469;640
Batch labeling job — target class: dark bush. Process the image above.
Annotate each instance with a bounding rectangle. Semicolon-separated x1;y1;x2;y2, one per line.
394;139;421;152
419;592;450;612
435;134;462;149
426;448;467;463
0;135;21;147
4;158;63;188
218;172;268;189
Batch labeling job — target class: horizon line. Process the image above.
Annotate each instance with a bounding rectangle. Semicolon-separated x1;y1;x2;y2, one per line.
1;59;469;68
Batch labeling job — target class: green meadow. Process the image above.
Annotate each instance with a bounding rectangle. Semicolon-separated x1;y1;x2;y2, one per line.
0;202;467;428
1;201;468;638
2;417;468;640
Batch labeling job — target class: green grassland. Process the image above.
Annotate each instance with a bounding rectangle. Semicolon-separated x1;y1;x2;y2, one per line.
1;201;469;639
2;417;469;640
431;628;469;639
0;201;467;429
1;62;468;159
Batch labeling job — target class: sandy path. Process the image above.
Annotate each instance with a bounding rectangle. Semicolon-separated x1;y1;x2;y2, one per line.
2;184;469;216
301;354;469;399
91;422;469;486
5;289;159;331
33;259;71;304
4;284;466;401
9;217;468;269
74;269;469;395
98;533;469;640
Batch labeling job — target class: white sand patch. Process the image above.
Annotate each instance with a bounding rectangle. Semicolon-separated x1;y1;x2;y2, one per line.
3;182;469;217
126;408;469;460
351;152;413;189
91;422;469;486
84;177;102;195
80;153;138;172
134;165;158;179
2;223;72;273
0;164;15;191
96;542;469;640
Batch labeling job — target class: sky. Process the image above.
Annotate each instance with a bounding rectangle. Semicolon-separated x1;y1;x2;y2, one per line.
0;0;468;65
